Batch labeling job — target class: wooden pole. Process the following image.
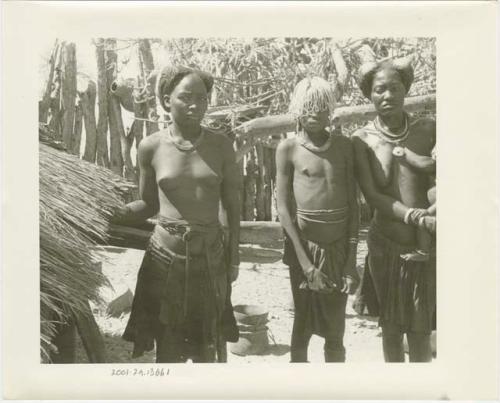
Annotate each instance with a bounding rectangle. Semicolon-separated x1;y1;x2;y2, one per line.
243;149;257;221
138;39;159;135
70;97;83;156
263;145;274;221
61;43;77;150
40;40;59;124
104;39;127;177
48;44;65;141
330;41;349;100
234;94;436;142
131;98;146;175
82;80;98;163
95;38;110;168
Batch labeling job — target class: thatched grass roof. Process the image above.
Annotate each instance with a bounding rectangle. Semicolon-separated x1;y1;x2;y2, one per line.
39;143;133;360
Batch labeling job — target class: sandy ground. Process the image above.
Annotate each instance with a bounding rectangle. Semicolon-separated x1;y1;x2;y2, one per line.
77;227;387;363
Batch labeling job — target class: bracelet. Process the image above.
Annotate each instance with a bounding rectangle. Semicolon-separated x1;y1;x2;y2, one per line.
404;208;415;224
348;237;359;244
418;216;425;226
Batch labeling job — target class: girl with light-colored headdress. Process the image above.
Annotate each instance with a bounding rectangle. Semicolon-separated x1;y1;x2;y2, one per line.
276;75;360;363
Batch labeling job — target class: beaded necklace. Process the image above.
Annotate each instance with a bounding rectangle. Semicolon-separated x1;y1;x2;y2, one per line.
373;113;410;144
167;126;206;152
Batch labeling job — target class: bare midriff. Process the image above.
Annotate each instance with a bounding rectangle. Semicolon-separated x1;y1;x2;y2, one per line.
292;137;350;244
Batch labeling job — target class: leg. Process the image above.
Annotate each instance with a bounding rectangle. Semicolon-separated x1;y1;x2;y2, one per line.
288;262;312;363
324;293;348;362
155;324;186;363
381;324;405;362
324;335;346;362
290;315;312;362
407;332;432;362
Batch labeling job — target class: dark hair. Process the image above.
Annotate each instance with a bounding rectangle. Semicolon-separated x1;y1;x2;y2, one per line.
357;57;414;99
156;65;213;112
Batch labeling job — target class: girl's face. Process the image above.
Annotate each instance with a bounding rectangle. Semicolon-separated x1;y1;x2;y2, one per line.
370;68;406;117
164;73;209;127
298;109;330;134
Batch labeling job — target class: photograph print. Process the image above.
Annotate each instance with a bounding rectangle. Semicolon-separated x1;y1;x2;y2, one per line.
38;37;437;364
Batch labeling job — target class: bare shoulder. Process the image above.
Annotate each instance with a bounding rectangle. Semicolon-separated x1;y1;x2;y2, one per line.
411;117;436;137
137;131;162;160
276;137;297;155
351;128;370;148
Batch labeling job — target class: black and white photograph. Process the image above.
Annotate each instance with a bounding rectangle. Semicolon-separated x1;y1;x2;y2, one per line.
2;1;498;400
38;36;437;364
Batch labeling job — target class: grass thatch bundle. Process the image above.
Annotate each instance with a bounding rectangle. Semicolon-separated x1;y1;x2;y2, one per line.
39;143;134;361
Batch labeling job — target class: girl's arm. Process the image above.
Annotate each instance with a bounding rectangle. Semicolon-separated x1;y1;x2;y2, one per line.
220;138;241;282
342;138;360;292
276;140;313;273
112;137;159;225
352;133;426;223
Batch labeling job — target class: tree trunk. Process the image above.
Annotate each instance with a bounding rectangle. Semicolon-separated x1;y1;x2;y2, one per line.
40;40;59;124
82;80;98;163
95;38;110;168
138;39;159;135
61;43;77;150
70;98;83;156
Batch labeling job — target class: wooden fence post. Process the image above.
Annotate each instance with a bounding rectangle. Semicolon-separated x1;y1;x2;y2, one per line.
48;43;65;140
82;80;98;163
61;43;77;150
95;38;110;168
40;40;59;124
104;38;133;179
138;39;159;135
71;97;83;155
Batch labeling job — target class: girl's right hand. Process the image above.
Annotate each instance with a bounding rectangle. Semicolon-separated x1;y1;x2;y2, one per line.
304;267;334;293
110;205;130;224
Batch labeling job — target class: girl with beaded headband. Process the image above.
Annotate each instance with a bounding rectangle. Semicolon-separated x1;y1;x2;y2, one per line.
276;76;360;362
113;64;240;363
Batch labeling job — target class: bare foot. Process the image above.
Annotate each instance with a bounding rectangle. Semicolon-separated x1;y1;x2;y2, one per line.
401;251;429;262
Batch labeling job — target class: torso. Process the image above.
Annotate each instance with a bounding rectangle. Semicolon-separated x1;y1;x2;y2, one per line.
151;128;224;226
355;117;435;245
291;135;350;244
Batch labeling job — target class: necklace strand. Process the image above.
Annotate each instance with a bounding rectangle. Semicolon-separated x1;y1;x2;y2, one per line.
374;113;410;144
297;131;332;152
167;126;205;152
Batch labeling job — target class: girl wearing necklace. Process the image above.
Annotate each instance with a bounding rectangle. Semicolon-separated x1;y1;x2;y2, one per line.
113;65;240;363
352;58;436;362
276;76;360;362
